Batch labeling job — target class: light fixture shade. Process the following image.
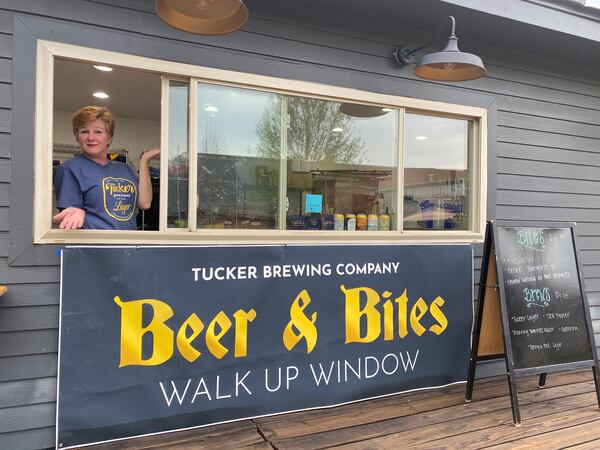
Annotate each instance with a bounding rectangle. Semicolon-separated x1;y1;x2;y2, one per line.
339;103;390;118
155;0;249;35
414;36;486;82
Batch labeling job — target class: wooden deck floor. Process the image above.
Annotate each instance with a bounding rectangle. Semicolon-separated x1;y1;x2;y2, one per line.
87;370;600;450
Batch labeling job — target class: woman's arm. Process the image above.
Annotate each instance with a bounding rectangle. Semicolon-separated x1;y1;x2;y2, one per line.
53;164;86;229
137;147;161;210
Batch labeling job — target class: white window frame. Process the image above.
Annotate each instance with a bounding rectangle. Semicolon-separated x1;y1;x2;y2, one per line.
35;40;487;245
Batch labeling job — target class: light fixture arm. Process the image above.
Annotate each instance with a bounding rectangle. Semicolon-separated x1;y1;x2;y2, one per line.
393;16;456;66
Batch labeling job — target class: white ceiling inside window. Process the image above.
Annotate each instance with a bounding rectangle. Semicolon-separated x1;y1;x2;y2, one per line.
53;58;161;121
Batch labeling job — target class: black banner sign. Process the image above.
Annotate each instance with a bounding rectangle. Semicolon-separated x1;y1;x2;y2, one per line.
57;245;473;448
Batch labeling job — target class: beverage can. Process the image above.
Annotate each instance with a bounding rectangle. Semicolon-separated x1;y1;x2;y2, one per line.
356;214;367;231
333;214;344;231
378;214;390;231
368;214;379;231
345;214;356;231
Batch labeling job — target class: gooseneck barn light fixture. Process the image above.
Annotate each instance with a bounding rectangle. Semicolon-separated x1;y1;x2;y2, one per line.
155;0;249;35
393;16;486;82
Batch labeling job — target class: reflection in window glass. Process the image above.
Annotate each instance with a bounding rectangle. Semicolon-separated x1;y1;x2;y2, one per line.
283;99;397;231
403;113;472;231
196;84;280;229
167;81;189;228
194;85;398;231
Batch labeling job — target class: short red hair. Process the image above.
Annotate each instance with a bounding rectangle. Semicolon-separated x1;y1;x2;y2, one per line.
72;106;115;138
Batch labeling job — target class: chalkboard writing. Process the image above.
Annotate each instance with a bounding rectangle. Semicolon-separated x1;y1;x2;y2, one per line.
495;226;592;369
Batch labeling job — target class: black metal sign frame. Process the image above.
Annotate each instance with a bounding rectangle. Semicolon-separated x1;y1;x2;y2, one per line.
465;220;600;425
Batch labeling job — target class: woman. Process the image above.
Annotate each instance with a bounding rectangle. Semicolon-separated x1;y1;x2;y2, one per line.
53;105;160;230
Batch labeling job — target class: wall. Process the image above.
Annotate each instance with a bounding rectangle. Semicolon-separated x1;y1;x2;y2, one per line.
0;0;598;449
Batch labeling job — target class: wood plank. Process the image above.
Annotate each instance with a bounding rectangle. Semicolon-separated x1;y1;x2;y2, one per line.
0;233;8;258
0;329;58;357
0;426;55;450
144;426;264;450
488;64;600;99
566;438;600;449
0;10;14;34
496;205;600;223
0;58;10;83
0;180;9;204
85;420;261;450
0;34;11;59
0;282;59;307
0;353;57;382
499;142;600;167
498;112;600;141
0;83;9;109
0;261;59;284
498;157;600;181
499;127;600;154
482;417;600;450
586;279;600;293
0;402;55;433
498;174;600;197
472;77;600;112
0;108;9;133
578;238;600;251
0;157;10;183
0;305;58;332
0;376;56;408
498;96;600;127
498;190;600;210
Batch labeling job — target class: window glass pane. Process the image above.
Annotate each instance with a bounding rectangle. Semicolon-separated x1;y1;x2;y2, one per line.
52;57;161;230
285;99;397;231
167;81;189;228
403;113;472;231
196;84;280;229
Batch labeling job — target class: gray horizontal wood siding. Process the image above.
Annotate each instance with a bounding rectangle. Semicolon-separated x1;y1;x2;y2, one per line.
0;0;599;448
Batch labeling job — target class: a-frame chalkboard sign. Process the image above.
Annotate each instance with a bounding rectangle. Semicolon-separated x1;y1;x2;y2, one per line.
465;220;600;425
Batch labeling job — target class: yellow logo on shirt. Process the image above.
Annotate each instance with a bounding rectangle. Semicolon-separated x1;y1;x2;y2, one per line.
102;177;137;221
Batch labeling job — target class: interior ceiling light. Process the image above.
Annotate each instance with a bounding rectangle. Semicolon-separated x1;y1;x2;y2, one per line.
204;105;218;112
93;92;109;99
93;65;113;72
155;0;249;35
415;135;428;140
340;103;391;118
392;16;486;82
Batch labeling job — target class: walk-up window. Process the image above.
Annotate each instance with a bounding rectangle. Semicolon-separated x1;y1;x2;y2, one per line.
35;40;487;244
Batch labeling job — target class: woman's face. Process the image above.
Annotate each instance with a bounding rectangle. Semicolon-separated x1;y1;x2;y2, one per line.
76;118;112;163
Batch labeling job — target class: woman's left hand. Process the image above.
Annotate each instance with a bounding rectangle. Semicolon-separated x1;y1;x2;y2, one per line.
140;147;160;164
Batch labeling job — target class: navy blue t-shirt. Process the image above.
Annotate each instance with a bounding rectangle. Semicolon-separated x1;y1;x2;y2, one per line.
54;154;138;230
